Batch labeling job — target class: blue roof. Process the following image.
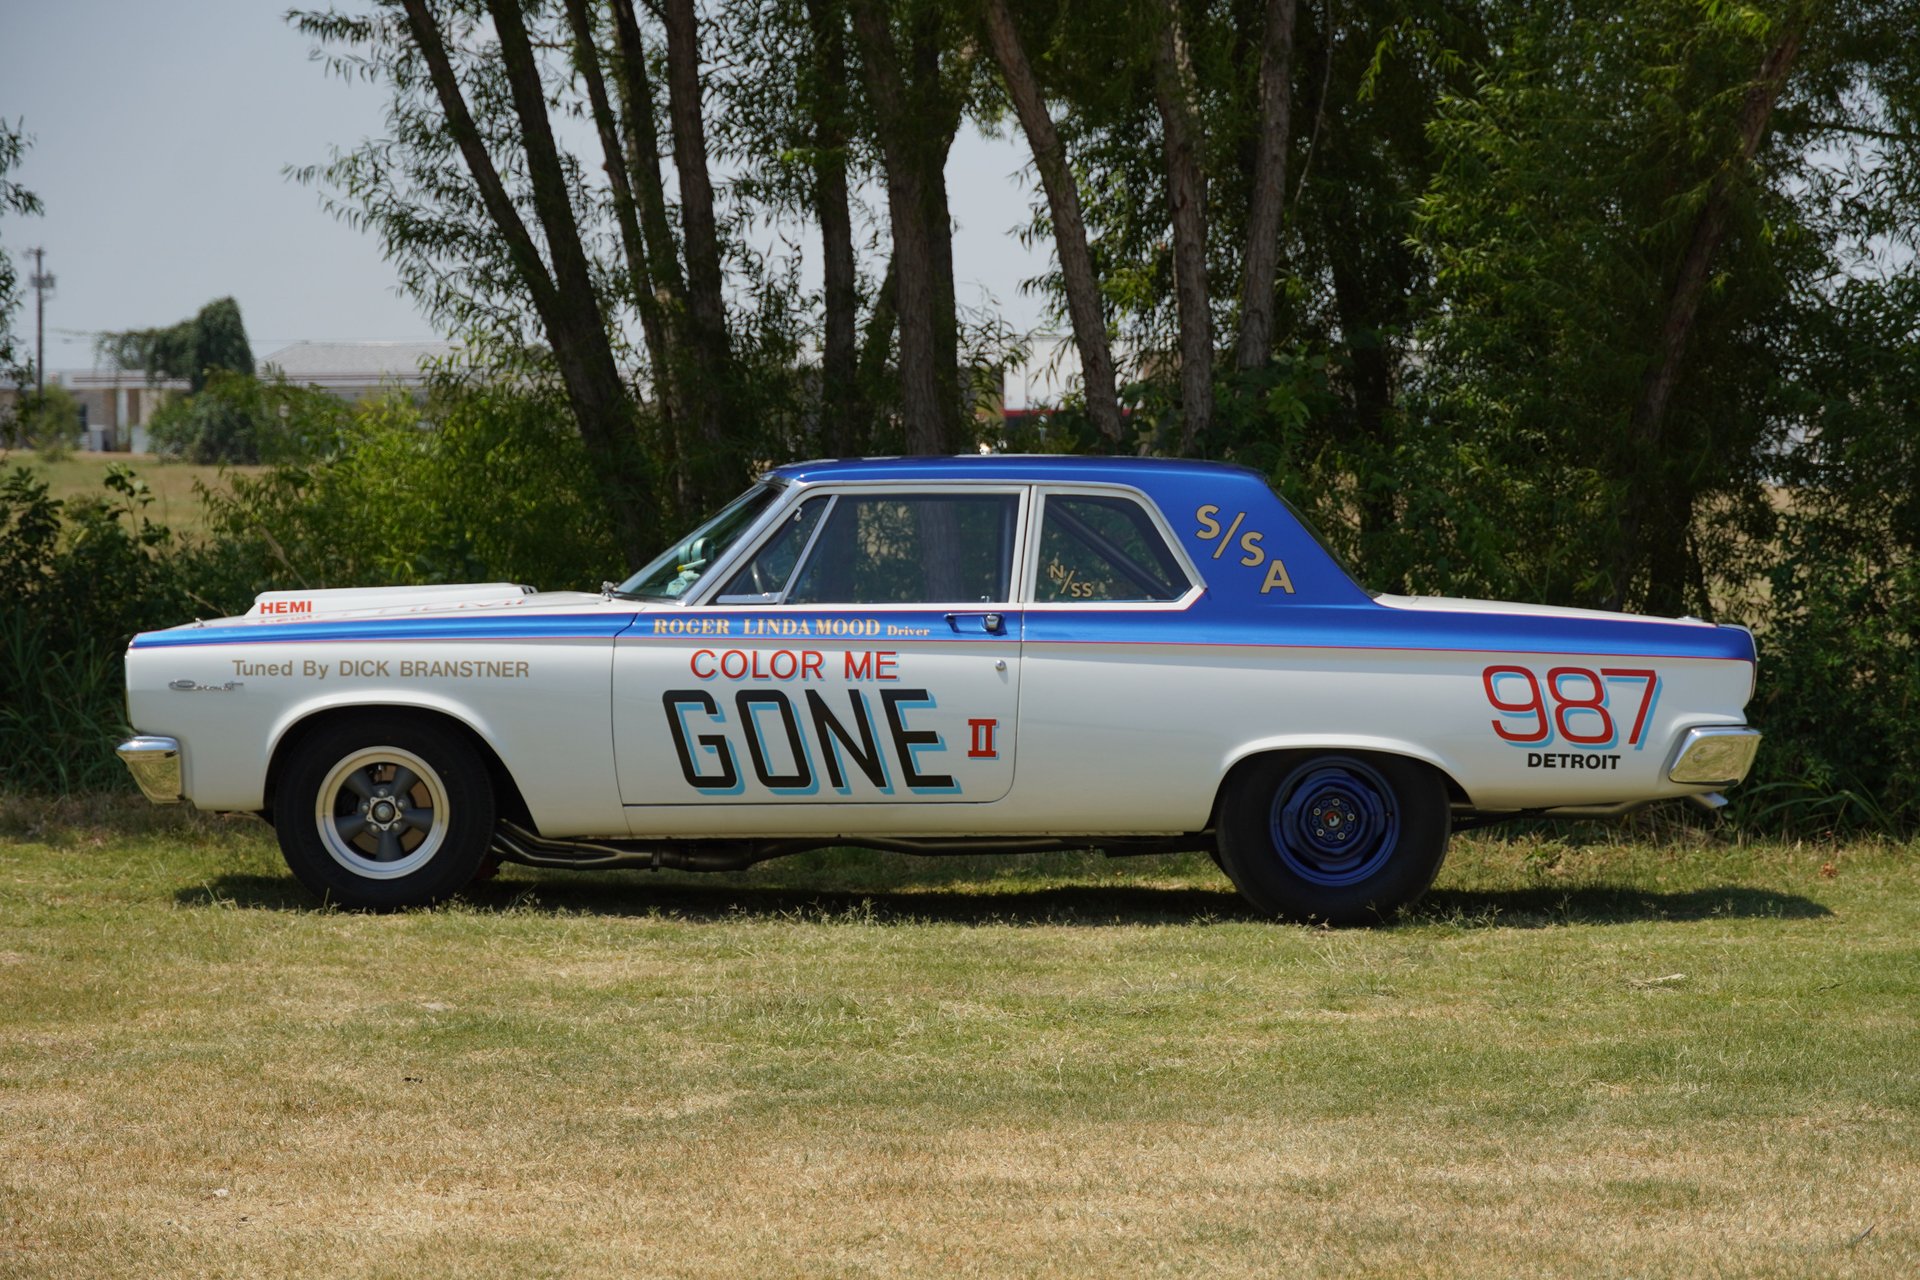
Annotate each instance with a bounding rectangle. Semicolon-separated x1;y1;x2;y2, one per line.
765;454;1261;486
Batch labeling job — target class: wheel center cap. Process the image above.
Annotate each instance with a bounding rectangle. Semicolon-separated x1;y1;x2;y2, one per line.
371;799;398;825
1310;796;1359;844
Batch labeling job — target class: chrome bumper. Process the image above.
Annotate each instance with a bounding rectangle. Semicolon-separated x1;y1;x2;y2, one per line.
1666;726;1762;787
117;736;183;804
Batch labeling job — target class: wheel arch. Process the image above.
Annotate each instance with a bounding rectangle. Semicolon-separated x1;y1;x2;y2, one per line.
1212;738;1473;826
263;700;535;832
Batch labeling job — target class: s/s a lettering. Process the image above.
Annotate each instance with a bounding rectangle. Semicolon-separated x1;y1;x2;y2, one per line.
1194;504;1294;594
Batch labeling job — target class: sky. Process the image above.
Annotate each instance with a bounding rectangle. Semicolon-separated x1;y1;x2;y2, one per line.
0;0;1056;378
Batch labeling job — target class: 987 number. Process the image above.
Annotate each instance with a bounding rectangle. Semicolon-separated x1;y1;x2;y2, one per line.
1481;666;1658;748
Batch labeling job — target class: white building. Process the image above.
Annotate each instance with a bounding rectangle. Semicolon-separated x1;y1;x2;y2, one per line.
16;340;460;452
255;340;458;403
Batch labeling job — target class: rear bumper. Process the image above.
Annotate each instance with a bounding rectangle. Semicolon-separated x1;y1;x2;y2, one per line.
117;736;184;804
1666;726;1761;787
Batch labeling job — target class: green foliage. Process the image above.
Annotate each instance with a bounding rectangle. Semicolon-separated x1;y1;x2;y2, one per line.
0;375;623;793
1405;1;1801;612
0;465;198;791
4;383;83;455
100;296;254;392
190;377;620;597
1735;272;1920;835
1398;0;1920;830
144;370;352;465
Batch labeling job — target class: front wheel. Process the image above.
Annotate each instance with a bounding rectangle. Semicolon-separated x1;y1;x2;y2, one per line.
273;718;496;910
1215;752;1450;924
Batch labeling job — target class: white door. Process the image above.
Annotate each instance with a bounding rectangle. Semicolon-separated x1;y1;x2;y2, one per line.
613;487;1026;814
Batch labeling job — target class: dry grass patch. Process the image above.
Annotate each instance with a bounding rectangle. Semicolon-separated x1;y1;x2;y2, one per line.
2;800;1916;1276
0;450;262;536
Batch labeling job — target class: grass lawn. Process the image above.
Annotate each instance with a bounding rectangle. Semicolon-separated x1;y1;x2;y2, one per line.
0;450;263;537
1;798;1914;1277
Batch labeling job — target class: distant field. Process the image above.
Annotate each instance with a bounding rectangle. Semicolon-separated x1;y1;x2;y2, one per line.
1;800;1915;1278
0;450;264;536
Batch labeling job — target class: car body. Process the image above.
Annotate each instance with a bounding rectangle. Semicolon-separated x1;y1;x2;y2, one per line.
118;455;1761;920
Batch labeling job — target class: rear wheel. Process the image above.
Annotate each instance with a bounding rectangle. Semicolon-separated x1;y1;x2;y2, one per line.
1216;752;1450;924
273;718;495;909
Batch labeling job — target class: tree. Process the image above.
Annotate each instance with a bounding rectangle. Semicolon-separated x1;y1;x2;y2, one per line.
9;383;81;455
1149;0;1213;452
1612;5;1810;612
144;370;353;465
850;0;977;454
981;0;1122;443
294;1;858;553
1409;0;1911;615
0;119;44;391
1233;0;1296;373
660;0;740;496
397;0;658;563
99;297;254;392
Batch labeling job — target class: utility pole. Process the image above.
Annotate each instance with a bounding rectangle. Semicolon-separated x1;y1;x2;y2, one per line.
27;247;53;396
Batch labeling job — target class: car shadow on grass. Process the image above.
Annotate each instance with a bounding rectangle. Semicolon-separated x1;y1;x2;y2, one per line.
1411;884;1833;928
174;873;1831;929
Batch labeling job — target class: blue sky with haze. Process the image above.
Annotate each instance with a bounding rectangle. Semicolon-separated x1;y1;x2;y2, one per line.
1;0;1051;373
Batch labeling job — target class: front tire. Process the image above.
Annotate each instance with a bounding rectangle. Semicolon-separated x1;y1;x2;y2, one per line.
1216;752;1450;924
273;718;496;909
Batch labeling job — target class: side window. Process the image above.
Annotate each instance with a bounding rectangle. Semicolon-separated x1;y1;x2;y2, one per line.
1034;493;1188;602
787;493;1019;604
715;496;829;603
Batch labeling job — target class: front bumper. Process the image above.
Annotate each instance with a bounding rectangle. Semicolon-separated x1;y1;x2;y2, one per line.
1666;726;1762;787
117;736;184;804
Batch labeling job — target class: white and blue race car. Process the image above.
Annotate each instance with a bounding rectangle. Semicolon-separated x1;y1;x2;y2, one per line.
119;456;1761;922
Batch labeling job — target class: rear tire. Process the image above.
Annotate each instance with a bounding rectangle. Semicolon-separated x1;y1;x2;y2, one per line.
273;718;495;910
1216;752;1450;924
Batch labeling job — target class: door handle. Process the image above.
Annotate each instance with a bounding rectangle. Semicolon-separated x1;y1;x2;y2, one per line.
945;612;1005;635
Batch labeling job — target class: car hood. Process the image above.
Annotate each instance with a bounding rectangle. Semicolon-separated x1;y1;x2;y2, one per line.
152;583;613;633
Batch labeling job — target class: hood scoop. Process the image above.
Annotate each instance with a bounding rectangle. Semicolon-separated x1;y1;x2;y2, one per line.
247;582;535;620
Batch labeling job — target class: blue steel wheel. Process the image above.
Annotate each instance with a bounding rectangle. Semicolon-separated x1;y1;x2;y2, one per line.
1216;752;1450;924
1269;759;1403;887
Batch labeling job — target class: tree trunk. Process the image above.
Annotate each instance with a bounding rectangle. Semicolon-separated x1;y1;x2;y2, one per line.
661;0;741;507
607;0;694;513
911;14;965;430
1152;1;1214;453
401;0;653;566
983;0;1123;443
851;0;960;455
608;0;687;307
1611;14;1806;610
562;0;674;426
1328;243;1398;574
1234;0;1296;371
805;0;862;456
858;252;900;396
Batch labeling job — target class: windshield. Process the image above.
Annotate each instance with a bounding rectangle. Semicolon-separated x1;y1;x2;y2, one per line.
614;482;782;601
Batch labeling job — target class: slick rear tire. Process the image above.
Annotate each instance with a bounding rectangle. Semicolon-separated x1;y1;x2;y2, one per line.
1216;752;1450;925
273;717;496;910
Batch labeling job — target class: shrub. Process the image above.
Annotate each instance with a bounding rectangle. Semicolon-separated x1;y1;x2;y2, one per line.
0;465;203;791
145;370;352;465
